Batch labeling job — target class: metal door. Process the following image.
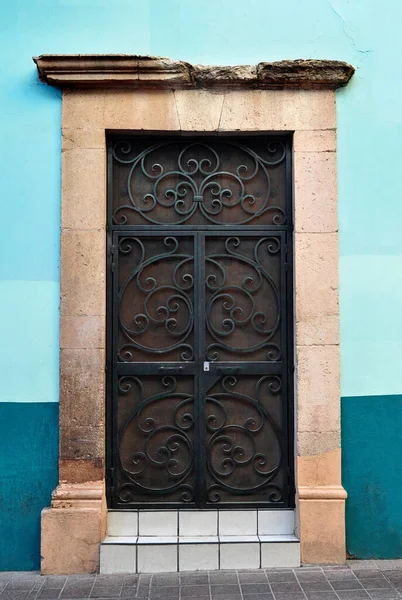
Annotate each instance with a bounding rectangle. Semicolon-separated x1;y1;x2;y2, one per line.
107;137;294;508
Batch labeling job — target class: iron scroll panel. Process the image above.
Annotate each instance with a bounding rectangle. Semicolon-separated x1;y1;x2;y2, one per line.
107;135;294;509
110;137;289;227
110;230;292;508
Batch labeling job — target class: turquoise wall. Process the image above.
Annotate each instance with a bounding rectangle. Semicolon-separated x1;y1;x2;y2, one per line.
342;397;402;559
0;0;401;568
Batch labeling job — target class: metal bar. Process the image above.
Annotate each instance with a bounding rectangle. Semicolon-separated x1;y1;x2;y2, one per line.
207;362;284;375
111;230;120;508
279;230;289;507
110;224;292;233
105;141;114;505
196;232;207;507
285;141;296;507
115;363;196;375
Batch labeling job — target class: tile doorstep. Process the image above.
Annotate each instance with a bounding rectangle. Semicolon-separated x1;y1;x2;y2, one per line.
107;509;295;536
103;509;298;572
100;534;300;573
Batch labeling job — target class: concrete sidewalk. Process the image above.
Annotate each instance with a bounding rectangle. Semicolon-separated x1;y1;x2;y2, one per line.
0;560;401;600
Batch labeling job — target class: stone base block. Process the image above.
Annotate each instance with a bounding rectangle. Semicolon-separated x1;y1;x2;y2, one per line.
299;486;347;564
41;481;106;574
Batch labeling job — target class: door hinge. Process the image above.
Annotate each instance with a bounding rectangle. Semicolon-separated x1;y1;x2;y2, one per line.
110;244;116;272
109;467;115;494
284;243;290;271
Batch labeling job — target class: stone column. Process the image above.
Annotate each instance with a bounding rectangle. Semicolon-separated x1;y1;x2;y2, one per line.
294;130;347;563
41;90;107;574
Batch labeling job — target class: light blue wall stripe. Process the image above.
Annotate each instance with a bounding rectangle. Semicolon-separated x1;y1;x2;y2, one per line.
0;281;59;403
1;0;401;402
340;256;402;397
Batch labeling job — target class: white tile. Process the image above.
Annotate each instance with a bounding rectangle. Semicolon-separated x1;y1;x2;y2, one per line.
219;510;257;535
107;511;138;536
138;511;177;536
179;510;218;536
258;510;295;535
137;537;177;544
219;542;260;569
100;544;136;574
137;544;178;573
179;544;219;571
261;542;300;568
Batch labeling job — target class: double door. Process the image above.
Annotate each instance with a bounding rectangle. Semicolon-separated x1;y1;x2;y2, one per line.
107;137;293;508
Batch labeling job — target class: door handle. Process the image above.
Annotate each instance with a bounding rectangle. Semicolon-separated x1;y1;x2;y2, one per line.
216;366;241;374
158;366;183;372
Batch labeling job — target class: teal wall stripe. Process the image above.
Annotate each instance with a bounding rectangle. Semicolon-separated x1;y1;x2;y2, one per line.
342;395;402;559
0;398;401;569
0;403;58;571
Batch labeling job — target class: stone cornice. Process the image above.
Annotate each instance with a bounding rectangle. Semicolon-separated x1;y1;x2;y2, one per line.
33;54;354;89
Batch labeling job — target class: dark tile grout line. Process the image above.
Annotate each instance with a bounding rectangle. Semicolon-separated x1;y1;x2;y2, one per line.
382;568;402;595
294;566;318;600
235;569;244;600
264;566;276;600
207;569;212;600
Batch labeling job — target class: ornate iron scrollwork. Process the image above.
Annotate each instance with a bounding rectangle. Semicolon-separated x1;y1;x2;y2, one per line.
117;375;195;504
112;139;287;226
117;236;194;362
108;136;293;508
205;236;281;362
205;375;284;504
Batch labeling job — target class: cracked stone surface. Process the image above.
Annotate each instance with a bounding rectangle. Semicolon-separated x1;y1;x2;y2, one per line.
33;55;354;89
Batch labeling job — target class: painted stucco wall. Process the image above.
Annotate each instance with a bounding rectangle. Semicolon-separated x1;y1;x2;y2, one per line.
0;0;401;569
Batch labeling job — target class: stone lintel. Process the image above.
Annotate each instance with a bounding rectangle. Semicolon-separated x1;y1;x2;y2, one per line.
33;54;354;90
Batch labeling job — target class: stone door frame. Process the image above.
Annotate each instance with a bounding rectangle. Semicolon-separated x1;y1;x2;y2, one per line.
34;55;354;574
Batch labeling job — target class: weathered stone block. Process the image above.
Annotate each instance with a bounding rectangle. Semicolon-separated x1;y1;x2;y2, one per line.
174;89;225;131
104;89;180;130
293;129;336;152
297;344;340;433
59;348;105;427
62;89;105;129
297;431;341;457
296;313;339;346
299;496;346;564
60;424;104;462
297;449;342;487
61;147;106;230
294;151;337;233
62;127;105;151
60;315;105;349
219;89;336;132
295;232;339;319
60;230;106;316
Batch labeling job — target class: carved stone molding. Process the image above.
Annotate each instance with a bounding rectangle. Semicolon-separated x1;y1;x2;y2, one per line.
298;485;348;500
50;482;105;509
33;54;354;89
41;481;106;574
